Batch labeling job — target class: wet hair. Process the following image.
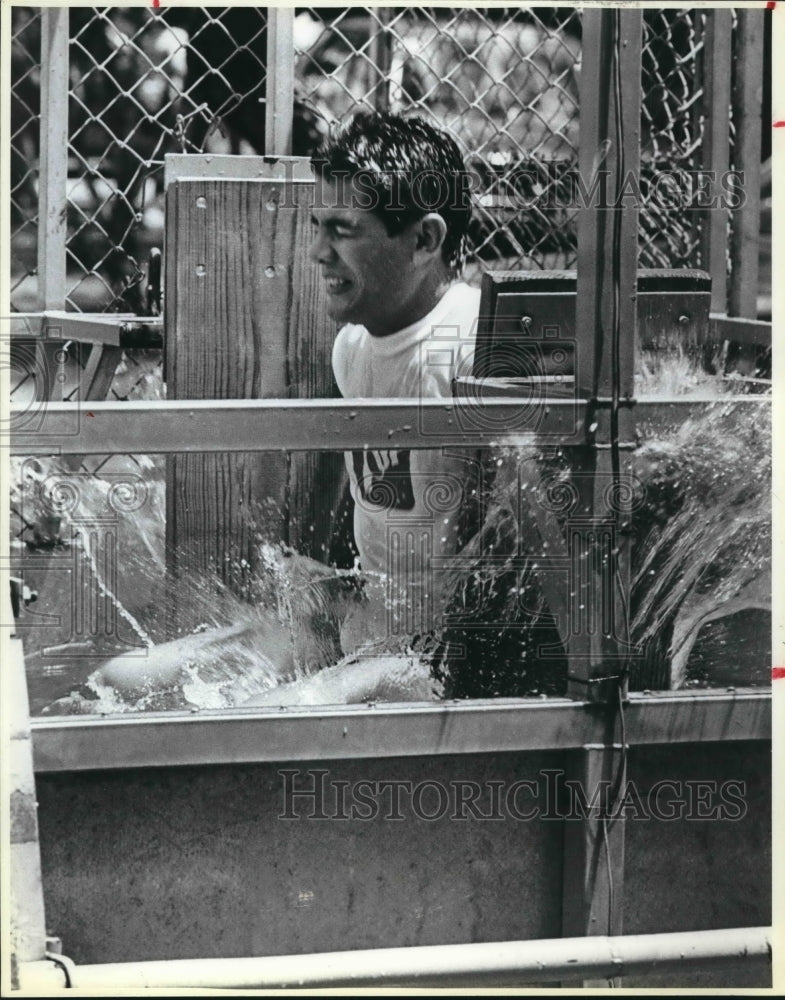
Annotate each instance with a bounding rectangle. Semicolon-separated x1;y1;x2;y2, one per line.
311;110;472;273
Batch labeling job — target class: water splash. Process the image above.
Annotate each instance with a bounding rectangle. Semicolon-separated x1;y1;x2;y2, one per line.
75;526;153;648
631;393;771;688
23;348;771;711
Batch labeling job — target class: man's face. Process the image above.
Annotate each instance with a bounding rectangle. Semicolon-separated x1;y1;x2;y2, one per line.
309;176;427;337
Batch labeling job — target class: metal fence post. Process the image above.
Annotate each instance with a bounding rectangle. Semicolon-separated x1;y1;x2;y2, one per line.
35;8;70;408
570;8;641;697
700;9;733;315
561;8;642;973
37;8;69;310
371;9;393;113
729;10;764;320
265;9;295;156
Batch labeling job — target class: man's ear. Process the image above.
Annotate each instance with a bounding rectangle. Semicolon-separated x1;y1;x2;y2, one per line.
414;213;448;259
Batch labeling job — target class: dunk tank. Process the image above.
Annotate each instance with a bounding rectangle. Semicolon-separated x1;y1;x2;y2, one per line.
8;8;772;991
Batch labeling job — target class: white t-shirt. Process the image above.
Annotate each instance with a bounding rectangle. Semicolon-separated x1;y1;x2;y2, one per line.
332;282;481;634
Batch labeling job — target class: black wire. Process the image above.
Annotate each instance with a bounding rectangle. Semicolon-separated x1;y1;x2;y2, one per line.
601;11;631;946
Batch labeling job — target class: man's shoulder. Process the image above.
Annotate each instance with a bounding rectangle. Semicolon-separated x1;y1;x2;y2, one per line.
438;282;482;332
445;281;482;313
333;323;368;363
334;323;367;349
427;282;481;344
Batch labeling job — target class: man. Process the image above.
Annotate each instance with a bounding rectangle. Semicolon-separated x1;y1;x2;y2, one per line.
309;111;481;648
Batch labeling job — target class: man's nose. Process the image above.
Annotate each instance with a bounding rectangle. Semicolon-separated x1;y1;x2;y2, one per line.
308;227;334;265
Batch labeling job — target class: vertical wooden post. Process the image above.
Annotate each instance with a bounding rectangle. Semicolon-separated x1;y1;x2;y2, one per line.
700;9;733;315
265;9;295;157
728;10;764;320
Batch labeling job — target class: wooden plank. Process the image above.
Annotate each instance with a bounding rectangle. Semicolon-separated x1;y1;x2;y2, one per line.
700;10;733;314
37;8;69;310
164;166;340;589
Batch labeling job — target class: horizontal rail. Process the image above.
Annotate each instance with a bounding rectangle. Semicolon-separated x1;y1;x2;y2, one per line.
19;926;772;989
8;396;770;455
9;313;162;348
165;152;315;185
31;689;770;773
7;311;769;352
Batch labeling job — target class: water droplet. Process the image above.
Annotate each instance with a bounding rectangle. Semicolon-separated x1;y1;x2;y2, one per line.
196;196;207;209
196;264;206;277
265;266;276;278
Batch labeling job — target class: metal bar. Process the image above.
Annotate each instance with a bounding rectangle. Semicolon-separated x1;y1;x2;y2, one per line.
561;743;626;973
17;926;772;990
571;9;642;697
9;396;585;454
575;9;641;401
729;10;764;319
264;8;295;156
78;344;124;401
30;690;771;774
8;396;770;456
17;309;772;353
701;10;733;314
164;153;314;186
10;313;163;348
709;314;772;347
371;8;393;112
37;8;69;310
575;8;611;402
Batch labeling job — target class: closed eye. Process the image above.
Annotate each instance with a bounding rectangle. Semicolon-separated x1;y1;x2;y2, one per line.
310;214;357;238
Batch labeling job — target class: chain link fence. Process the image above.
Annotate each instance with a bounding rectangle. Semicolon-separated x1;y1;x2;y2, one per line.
11;7;272;314
294;6;582;278
10;8;42;313
639;7;706;270
12;5;747;320
8;4;760;550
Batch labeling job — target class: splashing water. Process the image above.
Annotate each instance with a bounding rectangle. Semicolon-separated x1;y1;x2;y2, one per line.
21;348;770;712
630;393;771;688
